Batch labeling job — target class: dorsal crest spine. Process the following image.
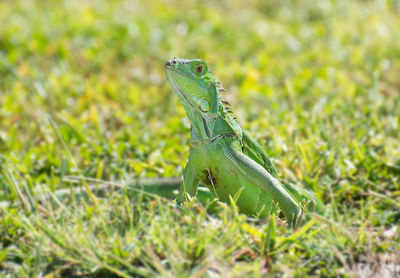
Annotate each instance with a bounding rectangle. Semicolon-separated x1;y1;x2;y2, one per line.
216;80;239;122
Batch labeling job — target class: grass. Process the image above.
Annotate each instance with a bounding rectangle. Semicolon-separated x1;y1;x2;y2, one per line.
1;0;399;276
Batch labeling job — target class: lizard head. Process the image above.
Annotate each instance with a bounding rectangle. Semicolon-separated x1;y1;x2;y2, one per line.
164;58;219;120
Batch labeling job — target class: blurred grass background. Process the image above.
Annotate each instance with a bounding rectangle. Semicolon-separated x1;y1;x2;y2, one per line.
0;0;399;276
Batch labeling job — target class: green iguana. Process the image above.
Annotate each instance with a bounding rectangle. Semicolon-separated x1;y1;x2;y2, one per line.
165;57;323;227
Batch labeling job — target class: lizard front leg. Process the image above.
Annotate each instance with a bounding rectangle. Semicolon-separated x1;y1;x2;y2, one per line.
222;144;302;227
176;152;200;204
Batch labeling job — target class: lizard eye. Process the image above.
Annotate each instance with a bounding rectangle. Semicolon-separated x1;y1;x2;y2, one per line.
195;65;203;74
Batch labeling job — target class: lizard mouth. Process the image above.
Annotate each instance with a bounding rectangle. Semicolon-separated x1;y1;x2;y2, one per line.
165;64;193;80
165;67;201;114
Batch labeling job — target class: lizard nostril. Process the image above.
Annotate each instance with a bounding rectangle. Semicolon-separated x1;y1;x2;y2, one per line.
166;60;171;67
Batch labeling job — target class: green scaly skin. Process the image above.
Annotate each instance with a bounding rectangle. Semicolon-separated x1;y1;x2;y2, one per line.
165;58;323;227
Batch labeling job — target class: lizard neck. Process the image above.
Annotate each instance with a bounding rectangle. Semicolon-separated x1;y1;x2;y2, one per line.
189;114;242;148
187;85;243;145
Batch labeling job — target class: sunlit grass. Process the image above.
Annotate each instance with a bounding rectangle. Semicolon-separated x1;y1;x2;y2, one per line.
1;0;399;276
